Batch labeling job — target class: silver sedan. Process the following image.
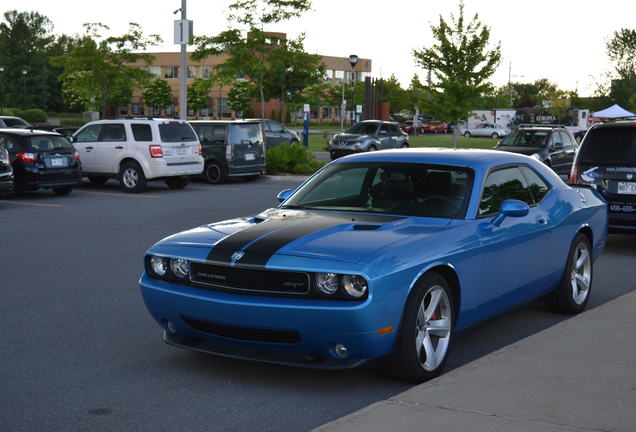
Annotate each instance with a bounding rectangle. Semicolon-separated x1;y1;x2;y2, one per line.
462;123;510;139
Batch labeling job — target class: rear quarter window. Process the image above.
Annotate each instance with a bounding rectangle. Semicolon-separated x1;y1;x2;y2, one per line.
131;123;153;141
580;127;636;164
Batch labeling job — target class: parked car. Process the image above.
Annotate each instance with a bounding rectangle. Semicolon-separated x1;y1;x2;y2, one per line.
423;121;448;134
0;129;81;195
0;116;30;128
328;120;409;160
31;124;79;141
190;120;266;184
400;121;426;135
72;118;203;193
462;123;510;139
0;147;14;197
569;120;636;233
139;148;606;383
494;125;578;176
245;119;299;149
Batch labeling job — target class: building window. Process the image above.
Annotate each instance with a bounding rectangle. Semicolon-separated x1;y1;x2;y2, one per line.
119;105;129;116
357;71;369;82
217;98;231;118
165;105;176;116
334;70;345;83
162;66;178;79
132;103;144;115
187;66;196;79
323;69;333;82
148;66;161;77
201;66;213;79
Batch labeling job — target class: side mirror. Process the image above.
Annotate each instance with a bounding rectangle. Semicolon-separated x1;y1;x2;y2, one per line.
554;142;563;150
276;188;294;203
492;199;529;227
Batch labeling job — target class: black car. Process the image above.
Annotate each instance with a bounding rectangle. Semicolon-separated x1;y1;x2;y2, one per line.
570;120;636;233
0;147;14;196
190;120;266;184
244;119;299;149
494;125;578;176
31;124;80;141
0;129;82;195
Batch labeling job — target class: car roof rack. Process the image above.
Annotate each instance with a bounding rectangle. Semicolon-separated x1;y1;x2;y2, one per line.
517;123;566;129
123;116;157;120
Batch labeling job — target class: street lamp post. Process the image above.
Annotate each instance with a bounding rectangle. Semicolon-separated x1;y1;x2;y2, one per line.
348;54;358;124
0;66;4;115
21;69;27;110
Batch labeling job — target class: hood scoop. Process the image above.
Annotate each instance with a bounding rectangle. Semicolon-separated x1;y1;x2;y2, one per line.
353;224;381;230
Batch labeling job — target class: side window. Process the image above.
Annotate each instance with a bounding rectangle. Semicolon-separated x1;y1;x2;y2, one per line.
269;121;284;132
379;123;391;134
390;124;401;135
131;123;153;141
0;134;20;152
99;124;126;142
212;125;226;142
520;166;550;203
75;124;102;142
479;167;533;216
560;130;575;148
264;121;275;132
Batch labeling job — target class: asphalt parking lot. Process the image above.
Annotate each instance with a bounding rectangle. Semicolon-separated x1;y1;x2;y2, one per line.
1;177;635;432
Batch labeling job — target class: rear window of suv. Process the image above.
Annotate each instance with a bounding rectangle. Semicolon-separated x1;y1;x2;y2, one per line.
158;123;197;142
26;136;74;152
579;127;636;164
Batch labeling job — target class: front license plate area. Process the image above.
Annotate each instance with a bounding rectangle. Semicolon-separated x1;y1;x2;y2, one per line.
244;153;255;161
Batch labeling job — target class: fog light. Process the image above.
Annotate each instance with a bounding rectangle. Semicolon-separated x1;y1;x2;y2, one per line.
166;320;177;334
150;256;167;277
334;343;349;358
170;258;190;279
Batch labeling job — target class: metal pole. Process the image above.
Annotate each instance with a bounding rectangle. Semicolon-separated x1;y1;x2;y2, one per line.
178;0;187;120
340;79;345;131
0;66;4;115
350;70;355;125
22;70;27;110
508;61;512;107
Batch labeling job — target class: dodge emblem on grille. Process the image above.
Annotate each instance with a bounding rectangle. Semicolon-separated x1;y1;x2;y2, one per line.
231;251;245;262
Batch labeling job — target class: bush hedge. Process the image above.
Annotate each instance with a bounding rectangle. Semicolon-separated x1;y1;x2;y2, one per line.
266;142;324;175
1;108;48;123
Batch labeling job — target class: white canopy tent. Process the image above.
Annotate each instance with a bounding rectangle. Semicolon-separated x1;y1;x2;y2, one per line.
592;104;635;118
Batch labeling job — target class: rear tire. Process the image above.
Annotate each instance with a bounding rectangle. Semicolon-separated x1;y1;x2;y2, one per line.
463;131;471;138
384;272;454;383
544;233;593;314
165;176;190;189
88;176;109;185
204;161;224;184
119;161;147;193
368;145;378;152
53;186;73;196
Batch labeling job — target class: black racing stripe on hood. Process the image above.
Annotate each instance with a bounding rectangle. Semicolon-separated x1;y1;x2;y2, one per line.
206;211;404;266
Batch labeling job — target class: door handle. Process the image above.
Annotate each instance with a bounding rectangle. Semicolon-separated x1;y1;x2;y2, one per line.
86;146;93;150
537;216;548;225
115;146;124;149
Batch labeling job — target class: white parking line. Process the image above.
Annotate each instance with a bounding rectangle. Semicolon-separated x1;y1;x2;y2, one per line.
0;200;62;207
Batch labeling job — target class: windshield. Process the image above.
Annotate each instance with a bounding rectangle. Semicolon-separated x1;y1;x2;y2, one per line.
499;130;549;147
282;162;473;218
579;127;636;164
345;123;378;135
159;123;197;142
26;135;74;152
228;123;261;145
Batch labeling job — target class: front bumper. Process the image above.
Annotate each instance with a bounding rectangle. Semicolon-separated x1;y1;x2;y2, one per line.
139;273;398;367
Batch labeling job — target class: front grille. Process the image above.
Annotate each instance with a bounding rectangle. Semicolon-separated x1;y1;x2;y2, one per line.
182;316;301;343
189;262;310;295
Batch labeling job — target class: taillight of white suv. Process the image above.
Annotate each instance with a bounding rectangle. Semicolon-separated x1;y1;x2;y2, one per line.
149;145;163;158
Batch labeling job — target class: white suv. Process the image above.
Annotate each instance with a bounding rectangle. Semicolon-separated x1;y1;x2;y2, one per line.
72;118;204;192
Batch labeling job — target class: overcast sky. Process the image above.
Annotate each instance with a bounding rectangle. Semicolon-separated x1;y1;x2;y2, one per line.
5;0;635;96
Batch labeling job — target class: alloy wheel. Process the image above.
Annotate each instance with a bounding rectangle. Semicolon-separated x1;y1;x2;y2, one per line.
123;168;138;188
415;285;452;372
570;242;591;305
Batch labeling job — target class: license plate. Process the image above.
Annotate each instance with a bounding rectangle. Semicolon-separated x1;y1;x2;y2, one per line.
50;158;65;167
176;148;188;156
617;182;636;195
245;153;255;161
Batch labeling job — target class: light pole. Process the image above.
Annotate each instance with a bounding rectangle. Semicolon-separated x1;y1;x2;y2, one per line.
348;54;358;124
21;69;27;110
0;66;4;115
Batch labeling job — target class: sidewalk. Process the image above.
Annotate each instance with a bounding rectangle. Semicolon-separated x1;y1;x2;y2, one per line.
317;291;636;432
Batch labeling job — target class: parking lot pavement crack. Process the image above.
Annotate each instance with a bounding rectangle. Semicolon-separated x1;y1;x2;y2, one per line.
386;398;621;432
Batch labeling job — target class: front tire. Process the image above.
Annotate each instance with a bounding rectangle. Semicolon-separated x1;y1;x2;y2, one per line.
204;161;224;184
52;186;73;196
463;131;471;138
165;176;190;189
384;273;454;382
491;132;499;139
544;233;593;314
367;145;378;152
120;161;147;193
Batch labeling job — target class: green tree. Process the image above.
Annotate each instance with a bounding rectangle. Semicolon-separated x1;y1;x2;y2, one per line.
383;74;410;113
227;80;255;118
52;23;160;117
192;0;312;119
407;75;431;115
607;28;636;80
413;1;501;147
187;77;214;118
142;78;172;115
0;10;54;110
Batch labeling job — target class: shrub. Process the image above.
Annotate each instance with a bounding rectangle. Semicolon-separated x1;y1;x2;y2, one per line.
266;142;324;175
21;109;48;123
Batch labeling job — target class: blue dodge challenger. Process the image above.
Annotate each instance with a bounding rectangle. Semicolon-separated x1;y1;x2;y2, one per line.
139;149;607;382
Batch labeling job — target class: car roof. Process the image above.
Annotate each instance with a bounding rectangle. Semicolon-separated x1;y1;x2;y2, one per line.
190;120;261;124
0;128;62;137
591;119;636;129
333;148;537;169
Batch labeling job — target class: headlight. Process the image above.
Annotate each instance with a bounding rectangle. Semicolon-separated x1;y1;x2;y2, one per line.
149;256;168;277
354;143;362;150
170;258;190;279
315;273;339;295
530;153;542;160
342;275;368;298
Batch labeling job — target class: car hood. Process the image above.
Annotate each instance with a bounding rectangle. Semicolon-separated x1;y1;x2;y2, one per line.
157;208;451;265
332;133;369;141
494;145;542;156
